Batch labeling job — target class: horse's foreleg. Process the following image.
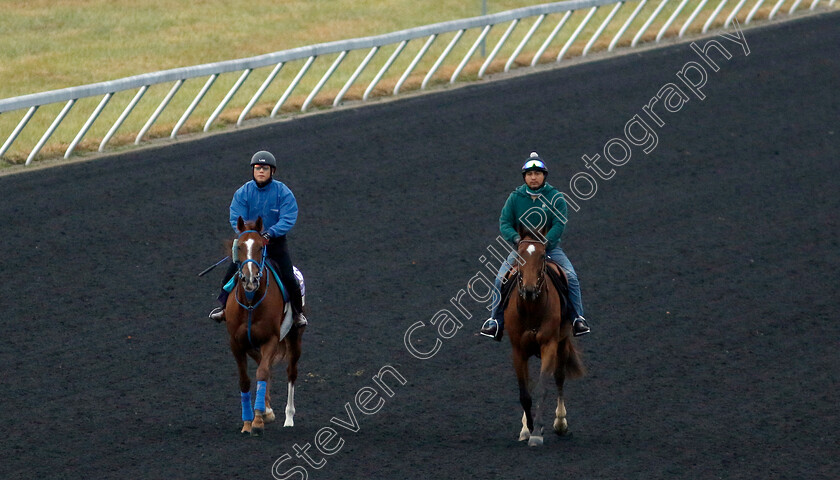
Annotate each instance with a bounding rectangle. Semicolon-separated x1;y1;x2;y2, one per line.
512;348;532;441
233;348;254;435
247;350;275;423
251;338;279;436
529;341;559;447
284;332;303;427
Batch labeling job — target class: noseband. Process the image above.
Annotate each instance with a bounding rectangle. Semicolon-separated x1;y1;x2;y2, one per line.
517;239;547;299
233;230;271;348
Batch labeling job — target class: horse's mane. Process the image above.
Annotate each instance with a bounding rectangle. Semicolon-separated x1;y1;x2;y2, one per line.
518;226;546;245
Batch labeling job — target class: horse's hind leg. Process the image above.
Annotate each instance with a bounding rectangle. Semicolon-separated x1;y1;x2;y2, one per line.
519;412;530;441
553;338;574;436
283;329;303;427
529;340;559;447
263;377;276;423
553;361;569;435
554;397;568;435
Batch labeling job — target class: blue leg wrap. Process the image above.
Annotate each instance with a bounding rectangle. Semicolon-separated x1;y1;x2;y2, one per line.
241;391;254;422
255;381;267;413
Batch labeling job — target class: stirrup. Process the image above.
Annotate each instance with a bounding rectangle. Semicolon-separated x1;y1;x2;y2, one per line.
294;313;308;328
209;307;225;323
480;318;503;342
572;316;590;337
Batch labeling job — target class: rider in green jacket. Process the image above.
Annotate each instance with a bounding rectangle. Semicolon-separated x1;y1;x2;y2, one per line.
480;152;591;340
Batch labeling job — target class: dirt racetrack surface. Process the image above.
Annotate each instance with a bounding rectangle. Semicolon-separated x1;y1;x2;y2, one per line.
1;11;838;480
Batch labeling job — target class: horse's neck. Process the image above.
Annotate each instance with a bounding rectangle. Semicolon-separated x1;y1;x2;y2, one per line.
516;288;549;314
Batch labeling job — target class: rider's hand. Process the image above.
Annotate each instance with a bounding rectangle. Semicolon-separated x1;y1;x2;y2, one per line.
262;232;271;241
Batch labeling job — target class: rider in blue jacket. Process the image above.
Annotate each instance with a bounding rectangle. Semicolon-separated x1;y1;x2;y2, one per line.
209;150;307;327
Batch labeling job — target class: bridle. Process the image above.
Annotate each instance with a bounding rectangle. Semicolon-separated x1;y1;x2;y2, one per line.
517;239;547;299
233;230;268;301
232;229;271;347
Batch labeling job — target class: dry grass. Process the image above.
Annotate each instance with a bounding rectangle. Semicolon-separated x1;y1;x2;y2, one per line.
1;0;833;166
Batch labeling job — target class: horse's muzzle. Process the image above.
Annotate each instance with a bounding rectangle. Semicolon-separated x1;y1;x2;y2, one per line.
243;278;260;293
520;286;541;302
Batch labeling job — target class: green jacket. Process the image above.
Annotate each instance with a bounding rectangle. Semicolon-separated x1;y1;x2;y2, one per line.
499;182;568;249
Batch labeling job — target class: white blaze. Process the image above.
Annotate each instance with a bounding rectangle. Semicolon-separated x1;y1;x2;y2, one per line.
526;244;536;255
244;238;255;259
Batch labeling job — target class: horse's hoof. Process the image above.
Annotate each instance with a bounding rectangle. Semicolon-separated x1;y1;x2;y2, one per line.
283;417;294;427
518;429;530;441
240;421;252;435
264;408;276;423
250;426;264;437
528;435;544;447
554;418;569;435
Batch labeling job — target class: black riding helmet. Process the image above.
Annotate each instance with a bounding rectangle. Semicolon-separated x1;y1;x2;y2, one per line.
250;150;277;169
521;151;548;178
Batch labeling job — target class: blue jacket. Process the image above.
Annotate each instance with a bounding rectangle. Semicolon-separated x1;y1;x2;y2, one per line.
229;180;298;237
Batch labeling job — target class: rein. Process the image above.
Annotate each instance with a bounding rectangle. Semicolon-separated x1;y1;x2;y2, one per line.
233;230;270;347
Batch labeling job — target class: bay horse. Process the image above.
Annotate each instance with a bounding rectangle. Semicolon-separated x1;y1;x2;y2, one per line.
503;227;585;446
225;216;304;436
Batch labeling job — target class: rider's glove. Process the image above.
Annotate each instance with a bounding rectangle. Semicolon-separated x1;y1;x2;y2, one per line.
262;232;271;241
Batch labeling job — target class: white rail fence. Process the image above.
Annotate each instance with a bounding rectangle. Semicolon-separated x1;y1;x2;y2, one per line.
0;0;833;165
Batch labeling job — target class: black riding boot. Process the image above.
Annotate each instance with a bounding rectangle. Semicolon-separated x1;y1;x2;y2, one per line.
209;263;237;323
283;274;307;328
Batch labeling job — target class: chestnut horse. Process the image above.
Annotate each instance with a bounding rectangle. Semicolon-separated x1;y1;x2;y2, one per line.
225;216;304;436
504;228;585;446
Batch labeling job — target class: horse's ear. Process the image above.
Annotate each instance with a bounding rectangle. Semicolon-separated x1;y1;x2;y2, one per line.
236;216;245;232
255;216;263;233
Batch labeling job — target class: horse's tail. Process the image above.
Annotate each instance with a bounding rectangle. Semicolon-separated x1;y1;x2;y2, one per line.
562;338;586;379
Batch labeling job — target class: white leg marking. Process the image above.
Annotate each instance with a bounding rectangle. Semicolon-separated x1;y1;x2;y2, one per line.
519;411;530;441
284;382;296;427
554;398;568;434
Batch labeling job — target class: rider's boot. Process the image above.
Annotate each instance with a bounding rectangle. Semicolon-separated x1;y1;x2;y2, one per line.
572;316;591;336
287;282;307;328
294;313;308;328
209;290;229;323
480;316;504;342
